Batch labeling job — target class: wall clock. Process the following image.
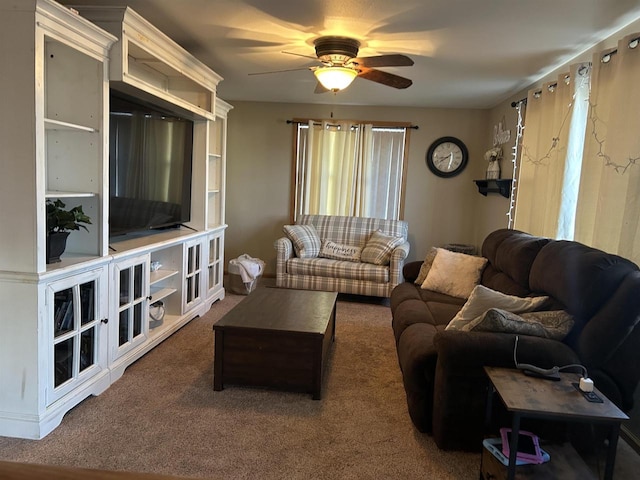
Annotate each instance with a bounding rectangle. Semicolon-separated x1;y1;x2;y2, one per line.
426;136;469;178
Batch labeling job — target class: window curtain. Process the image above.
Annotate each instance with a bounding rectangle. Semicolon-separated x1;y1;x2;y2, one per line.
358;126;405;219
303;120;360;216
296;121;406;219
514;63;590;239
574;34;640;264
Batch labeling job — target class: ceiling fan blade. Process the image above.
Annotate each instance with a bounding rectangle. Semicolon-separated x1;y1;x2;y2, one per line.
352;54;414;68
248;66;313;75
314;82;329;94
357;67;412;89
282;51;321;62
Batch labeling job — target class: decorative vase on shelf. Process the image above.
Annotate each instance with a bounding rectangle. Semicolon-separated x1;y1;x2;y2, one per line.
484;146;503;180
486;160;500;180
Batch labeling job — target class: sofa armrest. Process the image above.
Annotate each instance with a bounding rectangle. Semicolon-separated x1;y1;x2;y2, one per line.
430;330;581;450
389;241;411;287
434;330;580;374
402;261;423;284
274;237;294;286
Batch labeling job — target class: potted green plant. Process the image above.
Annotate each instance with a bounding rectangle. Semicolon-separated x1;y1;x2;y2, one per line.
46;199;92;264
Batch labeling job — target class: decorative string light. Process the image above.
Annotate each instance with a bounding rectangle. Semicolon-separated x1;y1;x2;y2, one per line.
507;102;524;228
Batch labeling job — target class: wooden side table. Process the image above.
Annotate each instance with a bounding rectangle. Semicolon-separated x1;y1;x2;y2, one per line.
483;367;628;480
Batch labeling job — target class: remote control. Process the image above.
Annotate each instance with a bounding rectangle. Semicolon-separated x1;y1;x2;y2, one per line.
572;382;604;403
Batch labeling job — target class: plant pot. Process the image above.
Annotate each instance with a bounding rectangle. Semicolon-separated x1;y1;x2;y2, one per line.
46;231;70;264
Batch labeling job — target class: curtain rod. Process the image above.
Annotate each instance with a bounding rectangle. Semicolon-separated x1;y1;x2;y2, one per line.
286;120;418;130
511;98;527;108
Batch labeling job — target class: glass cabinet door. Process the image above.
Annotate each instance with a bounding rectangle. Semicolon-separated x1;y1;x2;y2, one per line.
113;256;149;361
184;240;203;310
207;233;223;297
49;268;107;403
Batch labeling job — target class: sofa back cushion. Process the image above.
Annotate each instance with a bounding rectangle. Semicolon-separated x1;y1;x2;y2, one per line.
530;240;638;320
480;229;550;296
297;215;408;247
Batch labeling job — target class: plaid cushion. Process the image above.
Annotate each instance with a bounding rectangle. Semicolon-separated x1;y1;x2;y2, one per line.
287;257;389;283
298;215;408;246
361;230;405;265
283;224;321;258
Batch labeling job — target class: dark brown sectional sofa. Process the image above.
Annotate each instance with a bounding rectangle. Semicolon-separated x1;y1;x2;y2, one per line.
390;228;640;451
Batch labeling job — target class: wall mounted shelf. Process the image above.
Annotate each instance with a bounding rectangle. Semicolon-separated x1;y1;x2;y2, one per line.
474;179;513;198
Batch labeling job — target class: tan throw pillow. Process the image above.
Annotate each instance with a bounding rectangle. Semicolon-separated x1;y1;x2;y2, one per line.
319;240;362;262
462;308;574;340
421;248;488;299
361;230;405;266
283;224;321;258
446;284;549;331
415;247;438;285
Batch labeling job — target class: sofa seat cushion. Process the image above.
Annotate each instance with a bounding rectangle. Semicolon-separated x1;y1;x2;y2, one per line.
391;284;463;344
286;257;389;282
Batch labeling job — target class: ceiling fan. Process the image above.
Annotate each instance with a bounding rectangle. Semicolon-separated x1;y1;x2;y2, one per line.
250;36;414;93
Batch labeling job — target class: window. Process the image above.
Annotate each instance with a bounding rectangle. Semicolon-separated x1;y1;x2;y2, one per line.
292;119;410;221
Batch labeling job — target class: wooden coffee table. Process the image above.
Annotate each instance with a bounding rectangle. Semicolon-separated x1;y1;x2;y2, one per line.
213;288;338;399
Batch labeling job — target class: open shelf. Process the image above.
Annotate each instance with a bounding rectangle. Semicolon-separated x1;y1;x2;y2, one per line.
44;118;97;132
474;179;513;198
46;191;97;199
149;269;178;285
149;286;177;304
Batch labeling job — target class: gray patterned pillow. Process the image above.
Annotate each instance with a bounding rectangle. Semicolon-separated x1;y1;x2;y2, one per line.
361;230;405;265
283;224;321;258
463;308;574;340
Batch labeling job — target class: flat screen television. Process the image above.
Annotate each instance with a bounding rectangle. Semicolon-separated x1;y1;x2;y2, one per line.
109;92;194;236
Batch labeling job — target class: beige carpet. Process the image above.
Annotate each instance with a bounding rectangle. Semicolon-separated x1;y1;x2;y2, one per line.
2;287;638;479
0;289;480;479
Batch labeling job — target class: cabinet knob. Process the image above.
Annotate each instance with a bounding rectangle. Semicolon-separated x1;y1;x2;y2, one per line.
101;318;109;324
147;295;153;301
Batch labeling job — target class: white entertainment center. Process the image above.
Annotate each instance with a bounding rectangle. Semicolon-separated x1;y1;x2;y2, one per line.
0;0;231;439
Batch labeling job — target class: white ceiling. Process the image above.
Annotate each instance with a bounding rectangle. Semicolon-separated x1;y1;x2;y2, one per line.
61;0;640;108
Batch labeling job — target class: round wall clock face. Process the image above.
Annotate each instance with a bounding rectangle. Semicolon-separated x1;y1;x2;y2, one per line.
426;136;469;178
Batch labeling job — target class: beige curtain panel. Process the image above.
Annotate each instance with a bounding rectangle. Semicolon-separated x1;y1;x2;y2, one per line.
514;31;640;265
574;33;640;264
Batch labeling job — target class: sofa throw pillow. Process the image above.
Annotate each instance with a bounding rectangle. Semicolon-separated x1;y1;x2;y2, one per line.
415;247;438;285
283;224;321;259
361;230;405;266
319;240;362;262
462;308;574;341
445;284;549;331
421;248;488;299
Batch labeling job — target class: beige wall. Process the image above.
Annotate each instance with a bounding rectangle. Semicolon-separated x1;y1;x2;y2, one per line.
224;17;640;276
225;101;507;275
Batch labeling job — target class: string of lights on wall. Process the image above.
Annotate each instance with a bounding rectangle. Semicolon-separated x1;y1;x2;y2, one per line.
507;102;524;228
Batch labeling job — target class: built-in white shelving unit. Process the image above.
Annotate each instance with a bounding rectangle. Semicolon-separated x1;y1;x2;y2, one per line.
0;0;230;440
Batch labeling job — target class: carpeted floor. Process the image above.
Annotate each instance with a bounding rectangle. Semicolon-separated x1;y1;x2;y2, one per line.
0;289;480;479
1;286;638;479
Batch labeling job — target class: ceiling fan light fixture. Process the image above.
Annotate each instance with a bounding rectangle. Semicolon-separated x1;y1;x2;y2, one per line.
314;66;358;92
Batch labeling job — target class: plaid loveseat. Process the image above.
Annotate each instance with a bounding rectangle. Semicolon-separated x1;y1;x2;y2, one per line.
274;215;410;297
